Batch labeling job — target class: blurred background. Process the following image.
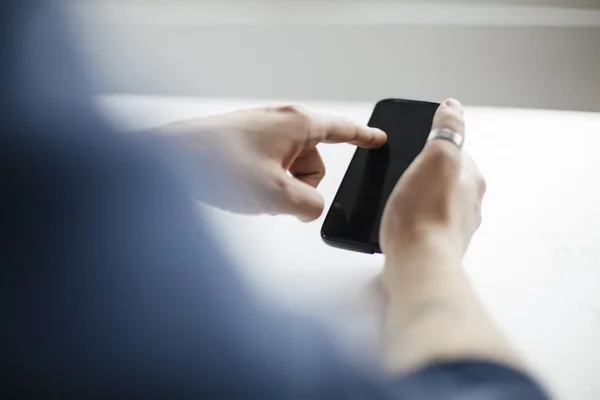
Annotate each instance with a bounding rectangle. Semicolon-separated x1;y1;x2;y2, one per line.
68;0;600;112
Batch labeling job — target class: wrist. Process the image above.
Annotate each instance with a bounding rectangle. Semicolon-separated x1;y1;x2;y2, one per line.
383;228;462;269
382;231;464;302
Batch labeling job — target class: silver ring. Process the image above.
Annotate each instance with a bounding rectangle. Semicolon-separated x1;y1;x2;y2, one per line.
427;128;464;149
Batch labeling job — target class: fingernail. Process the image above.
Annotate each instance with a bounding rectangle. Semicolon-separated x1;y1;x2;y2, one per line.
443;98;462;110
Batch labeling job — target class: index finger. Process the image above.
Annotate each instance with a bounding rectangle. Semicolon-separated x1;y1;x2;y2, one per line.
317;114;387;148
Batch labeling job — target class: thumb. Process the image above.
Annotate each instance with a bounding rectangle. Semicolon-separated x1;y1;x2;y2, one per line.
274;173;325;222
418;98;465;178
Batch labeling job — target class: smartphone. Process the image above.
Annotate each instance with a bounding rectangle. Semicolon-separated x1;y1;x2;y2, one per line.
321;98;439;254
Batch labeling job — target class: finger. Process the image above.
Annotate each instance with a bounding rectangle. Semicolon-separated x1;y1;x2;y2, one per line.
459;152;485;230
461;151;487;198
420;98;465;171
272;172;325;222
430;98;465;144
289;147;326;188
461;151;481;180
317;113;387;148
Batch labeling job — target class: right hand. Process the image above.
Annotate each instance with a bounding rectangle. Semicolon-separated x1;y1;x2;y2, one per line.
379;99;486;268
148;105;385;221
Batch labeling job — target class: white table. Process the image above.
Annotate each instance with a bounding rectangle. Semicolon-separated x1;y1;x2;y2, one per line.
98;95;600;400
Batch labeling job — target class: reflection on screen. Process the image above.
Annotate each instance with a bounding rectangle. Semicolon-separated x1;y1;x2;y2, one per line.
322;99;438;252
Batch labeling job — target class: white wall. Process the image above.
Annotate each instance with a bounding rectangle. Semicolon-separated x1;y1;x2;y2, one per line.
71;1;600;111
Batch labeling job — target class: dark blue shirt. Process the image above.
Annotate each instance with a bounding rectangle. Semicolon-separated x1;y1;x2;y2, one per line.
1;2;548;398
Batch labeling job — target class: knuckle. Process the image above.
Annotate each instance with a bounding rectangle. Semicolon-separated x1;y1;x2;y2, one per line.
272;173;292;200
318;164;327;179
478;174;487;196
277;104;313;141
466;169;486;197
277;104;308;118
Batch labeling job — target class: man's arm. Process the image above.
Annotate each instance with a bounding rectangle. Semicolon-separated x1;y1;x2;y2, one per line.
383;241;520;373
3;1;548;396
378;99;549;398
3;120;371;397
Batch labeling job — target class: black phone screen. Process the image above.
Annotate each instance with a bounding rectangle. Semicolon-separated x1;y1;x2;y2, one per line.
321;99;439;253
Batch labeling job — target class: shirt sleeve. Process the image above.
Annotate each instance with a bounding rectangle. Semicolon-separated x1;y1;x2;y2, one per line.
2;117;382;398
392;361;550;400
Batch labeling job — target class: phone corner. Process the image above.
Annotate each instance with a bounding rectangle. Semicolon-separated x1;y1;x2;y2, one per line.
319;227;332;244
373;98;397;108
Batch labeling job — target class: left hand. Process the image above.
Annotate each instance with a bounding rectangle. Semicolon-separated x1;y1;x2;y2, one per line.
379;99;484;266
150;104;387;221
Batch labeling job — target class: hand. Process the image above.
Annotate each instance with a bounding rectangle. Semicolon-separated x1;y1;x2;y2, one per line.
379;99;486;267
377;100;525;374
153;105;386;221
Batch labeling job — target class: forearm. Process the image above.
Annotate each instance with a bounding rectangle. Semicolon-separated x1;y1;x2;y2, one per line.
382;239;522;376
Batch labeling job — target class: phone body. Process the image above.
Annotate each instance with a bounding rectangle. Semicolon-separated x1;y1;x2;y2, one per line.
321;98;439;254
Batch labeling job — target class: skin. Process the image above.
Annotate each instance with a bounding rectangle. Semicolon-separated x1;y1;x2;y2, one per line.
148;99;524;376
149;104;386;221
380;99;522;374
